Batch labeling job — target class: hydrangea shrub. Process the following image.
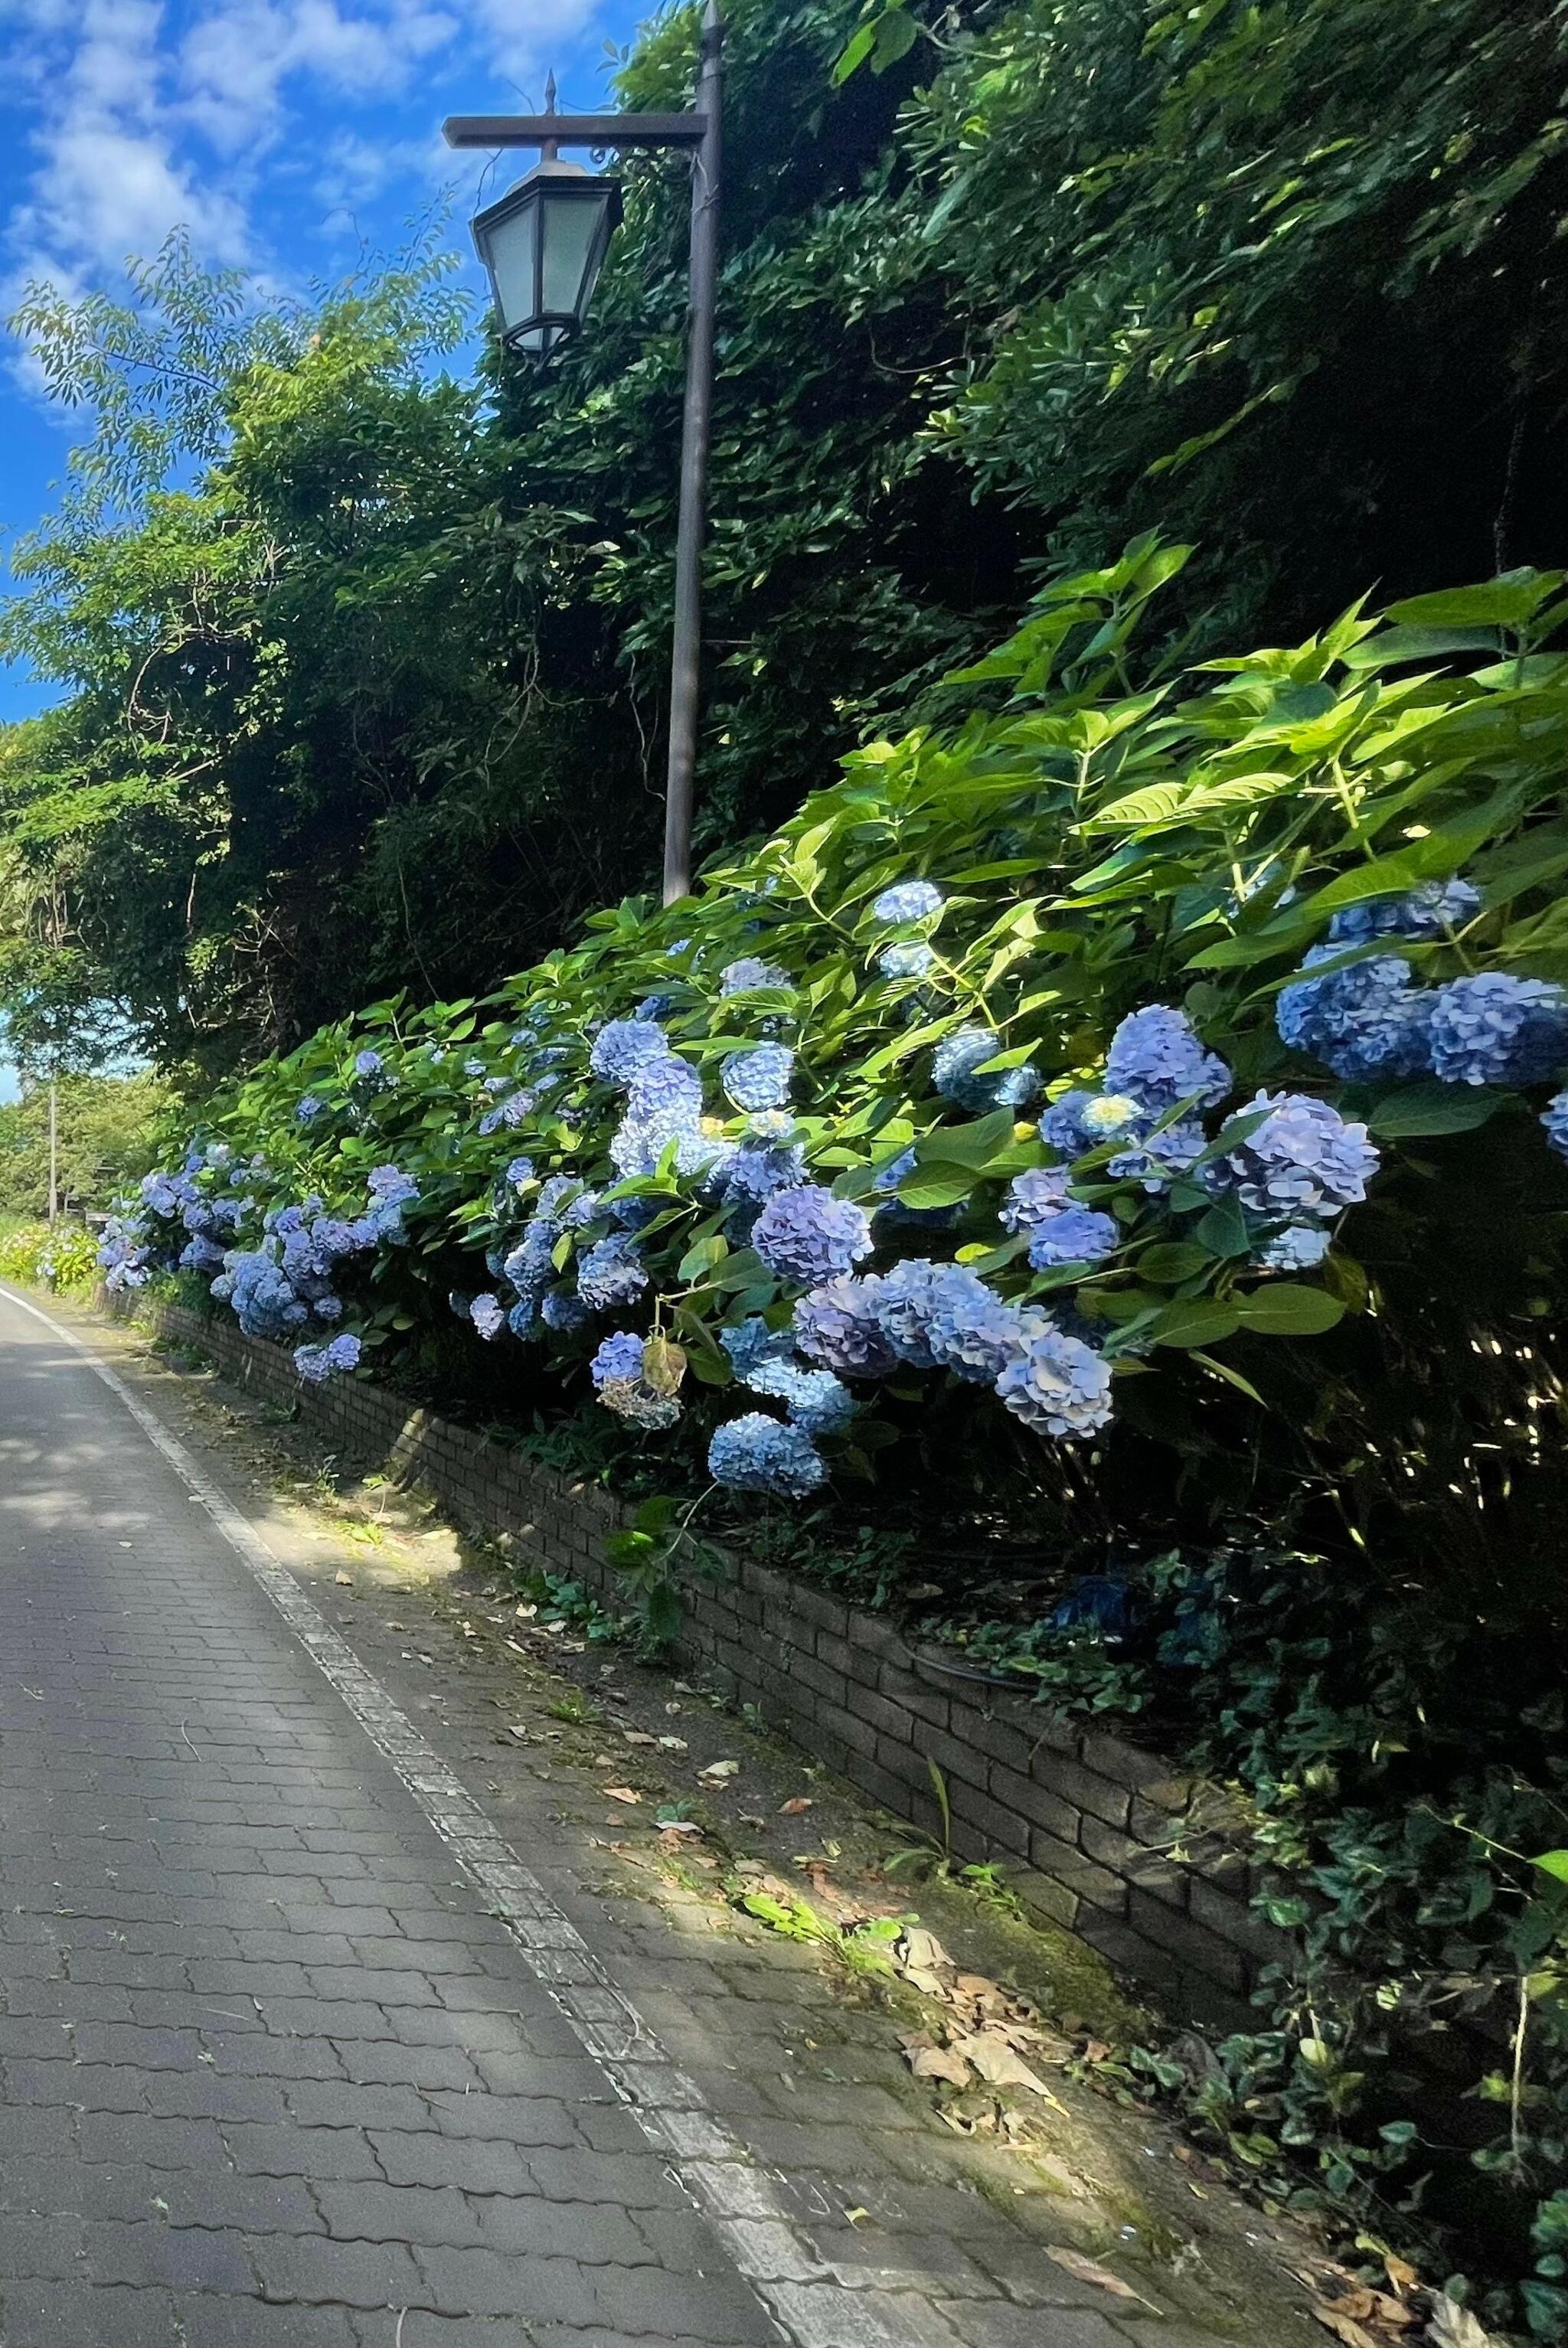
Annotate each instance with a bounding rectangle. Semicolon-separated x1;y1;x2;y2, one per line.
103;547;1568;1502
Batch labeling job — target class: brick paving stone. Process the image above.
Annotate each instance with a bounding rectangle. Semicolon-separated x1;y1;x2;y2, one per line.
0;1287;1270;2348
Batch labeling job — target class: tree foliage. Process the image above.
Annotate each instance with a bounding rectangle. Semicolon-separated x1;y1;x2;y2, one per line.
1;0;1563;1076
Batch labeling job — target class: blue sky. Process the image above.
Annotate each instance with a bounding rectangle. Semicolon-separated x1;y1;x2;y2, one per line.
0;0;655;729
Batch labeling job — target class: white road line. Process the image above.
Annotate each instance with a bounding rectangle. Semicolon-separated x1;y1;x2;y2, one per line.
0;1285;957;2348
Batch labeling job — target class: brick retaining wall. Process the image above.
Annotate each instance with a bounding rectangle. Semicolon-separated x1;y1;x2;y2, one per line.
109;1288;1289;2033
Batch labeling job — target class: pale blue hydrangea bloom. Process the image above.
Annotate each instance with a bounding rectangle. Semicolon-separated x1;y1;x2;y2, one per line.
933;1027;1040;1112
721;1142;807;1203
720;1318;795;1379
577;1236;648;1311
1106;1119;1207;1193
792;1276;899;1378
746;1109;797;1142
1543;1089;1568;1164
1428;973;1568;1087
878;941;935;981
508;1298;538;1339
1256;1223;1332;1272
469;1294;506;1341
708;1413;826;1498
296;1096;325;1124
1000;1167;1072;1232
505;1157;534;1189
541;1286;590;1331
479;1090;535;1135
353;1050;387;1083
590;1331;646;1388
872;880;942;924
1211;1091;1378;1216
1276;946;1434;1080
1105;1006;1230;1110
1027;1203;1119;1269
722;1043;794;1112
995;1318;1112;1440
744;1358;858;1435
922;1281;1028;1385
464;1058;487;1076
720;957;792;996
1328;878;1481;944
590;1018;671;1086
1040;1090;1138;1158
294;1333;362;1384
609;1053;712;1177
752;1187;874;1285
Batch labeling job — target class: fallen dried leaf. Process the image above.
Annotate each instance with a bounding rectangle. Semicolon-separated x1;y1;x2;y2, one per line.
1310;2303;1380;2348
1383;2257;1419;2299
658;1736;688;1752
779;1796;813;1815
601;1786;642;1805
1427;2301;1504;2348
900;2033;972;2088
334;1572;353;1586
738;1814;766;1829
622;1730;658;1748
697;1760;740;1786
844;2207;870;2226
1047;2251;1160;2314
952;2031;1050;2097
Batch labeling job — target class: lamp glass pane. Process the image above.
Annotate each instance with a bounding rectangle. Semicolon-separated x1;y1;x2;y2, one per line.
482;195;541;341
540;188;605;321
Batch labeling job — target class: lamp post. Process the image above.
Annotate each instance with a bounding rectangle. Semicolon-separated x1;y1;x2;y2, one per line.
445;0;723;906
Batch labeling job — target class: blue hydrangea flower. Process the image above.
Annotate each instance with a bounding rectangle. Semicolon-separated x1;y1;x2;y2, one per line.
577;1236;648;1311
1027;1204;1119;1269
634;992;675;1023
721;1141;807;1204
1328;878;1482;944
720;1318;795;1379
505;1157;534;1190
1544;1089;1568;1164
746;1109;796;1142
294;1333;362;1384
609;1053;712;1178
1000;1167;1072;1233
920;1276;1027;1385
792;1277;900;1378
464;1058;487;1076
743;1358;858;1436
1040;1091;1116;1158
178;1235;227;1275
479;1090;536;1136
720;957;792;997
708;1413;826;1498
1256;1223;1332;1272
590;1331;646;1389
469;1294;506;1341
1212;1091;1379;1216
590;1018;672;1086
1105;1006;1231;1111
368;1166;418;1209
295;1096;325;1124
1276;946;1434;1080
995;1318;1113;1440
752;1186;874;1285
873;880;943;924
932;1028;1040;1112
541;1286;590;1331
878;942;936;981
1428;973;1568;1087
353;1050;387;1084
1106;1119;1207;1193
508;1298;538;1339
722;1043;794;1112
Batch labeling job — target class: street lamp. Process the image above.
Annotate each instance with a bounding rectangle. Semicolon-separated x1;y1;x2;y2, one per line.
446;0;723;906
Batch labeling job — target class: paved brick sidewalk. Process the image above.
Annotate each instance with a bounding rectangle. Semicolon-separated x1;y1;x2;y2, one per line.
0;1286;1301;2346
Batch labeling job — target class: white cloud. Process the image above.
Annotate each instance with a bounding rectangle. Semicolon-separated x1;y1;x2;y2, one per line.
1;0;619;342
